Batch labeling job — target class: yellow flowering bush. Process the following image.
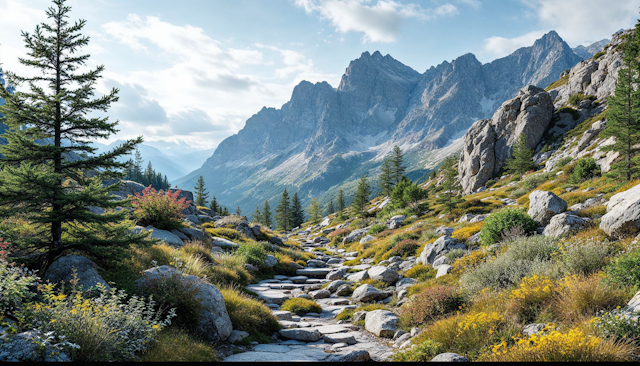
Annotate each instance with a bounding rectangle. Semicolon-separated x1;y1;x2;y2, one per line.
508;275;560;322
452;222;484;242
18;283;175;361
480;327;634;361
451;249;488;275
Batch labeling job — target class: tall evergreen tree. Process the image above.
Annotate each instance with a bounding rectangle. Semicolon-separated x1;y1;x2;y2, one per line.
236;206;242;216
0;0;145;264
437;156;463;214
391;145;406;184
209;196;218;214
327;200;335;216
133;148;143;182
307;198;322;224
262;200;272;228
337;188;346;220
429;170;436;181
222;206;229;216
193;175;209;207
290;192;304;228
253;205;262;224
601;28;640;181
379;157;393;197
352;175;371;226
275;189;291;231
505;133;536;179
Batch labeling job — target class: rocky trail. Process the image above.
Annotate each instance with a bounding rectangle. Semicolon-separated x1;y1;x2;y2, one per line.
222;231;400;362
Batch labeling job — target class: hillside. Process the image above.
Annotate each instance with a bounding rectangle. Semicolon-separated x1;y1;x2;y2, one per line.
175;31;591;215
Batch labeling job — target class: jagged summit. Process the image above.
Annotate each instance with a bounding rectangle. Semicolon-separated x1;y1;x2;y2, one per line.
175;31;587;214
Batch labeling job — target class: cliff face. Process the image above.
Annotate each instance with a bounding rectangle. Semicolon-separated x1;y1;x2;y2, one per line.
175;32;586;213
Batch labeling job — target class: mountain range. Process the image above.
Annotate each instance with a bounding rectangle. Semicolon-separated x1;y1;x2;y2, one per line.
173;31;608;216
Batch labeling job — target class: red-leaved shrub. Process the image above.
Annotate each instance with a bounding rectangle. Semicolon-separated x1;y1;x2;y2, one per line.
327;228;353;239
131;186;191;230
399;286;464;327
387;239;420;259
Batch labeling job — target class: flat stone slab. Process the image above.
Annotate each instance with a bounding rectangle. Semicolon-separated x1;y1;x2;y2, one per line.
279;328;322;342
272;311;293;321
312;324;352;335
350;264;372;270
323;332;357;345
223;346;331;362
252;344;291;353
256;290;290;305
296;268;333;278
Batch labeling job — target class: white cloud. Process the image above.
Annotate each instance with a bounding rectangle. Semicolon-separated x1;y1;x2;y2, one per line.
482;30;546;59
481;0;640;59
295;0;458;43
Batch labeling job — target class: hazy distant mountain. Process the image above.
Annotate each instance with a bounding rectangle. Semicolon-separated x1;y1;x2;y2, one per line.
573;39;610;59
159;32;588;214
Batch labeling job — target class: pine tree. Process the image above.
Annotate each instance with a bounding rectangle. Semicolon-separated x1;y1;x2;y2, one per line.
253;205;262;223
0;0;145;264
403;181;427;211
275;189;291;231
429;170;436;181
307;198;322;224
209;196;218;214
134;148;143;182
505;133;536;179
124;158;134;180
194;175;209;207
222;206;229;216
391;145;406;184
236;206;242;216
436;156;463;214
337;188;346;220
390;177;412;209
379;157;393;197
262;200;272;228
352;175;371;226
601;28;640;181
327;200;335;216
290;192;304;228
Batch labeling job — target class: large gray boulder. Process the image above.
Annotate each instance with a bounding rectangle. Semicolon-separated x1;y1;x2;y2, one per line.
600;183;640;238
211;236;238;248
387;215;405;230
364;310;398;338
367;266;399;285
278;328;322;342
149;227;184;247
458;85;554;194
351;284;391;303
136;265;232;343
179;227;205;241
418;236;465;266
44;255;110;292
528;190;567;226
431;353;468;362
342;228;369;244
543;213;589;237
347;270;369;282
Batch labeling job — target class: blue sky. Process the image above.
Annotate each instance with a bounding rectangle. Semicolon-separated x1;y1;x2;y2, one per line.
1;0;639;153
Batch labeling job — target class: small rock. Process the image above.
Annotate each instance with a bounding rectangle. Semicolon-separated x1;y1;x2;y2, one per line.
431;353;468;362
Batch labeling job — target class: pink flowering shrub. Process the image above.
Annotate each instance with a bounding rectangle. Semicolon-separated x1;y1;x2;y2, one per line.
131;186;191;230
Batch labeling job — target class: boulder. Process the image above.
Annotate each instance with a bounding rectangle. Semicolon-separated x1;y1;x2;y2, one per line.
137;265;232;342
150;227;184;247
351;284;391;303
364;310;398;338
458;85;554;194
387;215;406;230
335;284;352;296
418;236;465;266
228;330;250;343
432;256;451;268
43;255;110;292
211;236;238;248
326;269;346;281
325;350;371;362
470;215;486;223
278;328;322;342
326;280;350;293
265;255;278;268
367;266;399;285
0;330;71;362
435;264;453;279
435;226;455;236
307;259;328;268
342;228;369;244
309;289;331;299
347;270;369;282
543;213;589;237
577;119;607;151
395;277;417;292
171;229;190;241
179;227;205;241
600;183;640;238
359;235;375;245
522;323;546;337
431;353;468;362
528;190;567;225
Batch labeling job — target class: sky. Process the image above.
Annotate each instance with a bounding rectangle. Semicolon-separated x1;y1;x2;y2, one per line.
1;0;639;154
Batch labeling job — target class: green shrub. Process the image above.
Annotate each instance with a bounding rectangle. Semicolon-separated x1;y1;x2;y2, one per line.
557;157;573;168
523;173;551;192
561;238;614;275
568;93;596;106
569;157;600;184
461;235;561;294
385;239;420;259
0;240;37;313
405;264;436;281
131;187;190;230
368;224;387;236
236;242;269;268
205;228;242;241
391;338;445;362
398;286;464;327
485;179;497;189
20;283;174;361
220;286;281;341
280;298;322;316
391;232;420;246
606;248;640;290
593;51;605;59
479;208;537;246
445;248;465;261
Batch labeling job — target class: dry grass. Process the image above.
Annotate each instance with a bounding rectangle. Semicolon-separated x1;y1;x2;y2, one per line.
140;328;220;362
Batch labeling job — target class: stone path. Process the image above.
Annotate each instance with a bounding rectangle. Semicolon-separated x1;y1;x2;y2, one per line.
223;234;395;362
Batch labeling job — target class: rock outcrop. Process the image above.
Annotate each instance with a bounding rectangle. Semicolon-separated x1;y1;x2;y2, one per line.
528;190;568;226
600;183;640;238
458;86;554;194
543;213;589;237
417;236;465;266
43;255;110;292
